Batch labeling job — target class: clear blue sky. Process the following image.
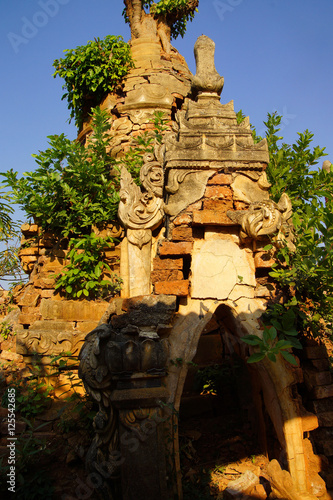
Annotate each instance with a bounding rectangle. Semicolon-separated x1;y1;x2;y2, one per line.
1;0;332;223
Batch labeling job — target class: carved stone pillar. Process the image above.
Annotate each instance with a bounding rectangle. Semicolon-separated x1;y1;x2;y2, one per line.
79;295;176;500
118;150;165;297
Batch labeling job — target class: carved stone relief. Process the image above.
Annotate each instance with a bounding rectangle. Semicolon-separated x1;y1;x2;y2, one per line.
227;193;295;251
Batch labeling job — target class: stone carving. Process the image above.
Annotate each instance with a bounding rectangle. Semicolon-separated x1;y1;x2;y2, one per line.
191;35;224;96
227;193;295;250
165;169;212;217
164;36;270;171
79;324;120;500
16;328;84;356
79;295;176;499
118;149;164;248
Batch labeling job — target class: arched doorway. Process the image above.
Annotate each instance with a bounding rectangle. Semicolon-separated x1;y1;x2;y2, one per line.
165;298;310;498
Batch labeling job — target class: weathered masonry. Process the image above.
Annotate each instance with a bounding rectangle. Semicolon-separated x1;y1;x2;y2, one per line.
12;33;333;500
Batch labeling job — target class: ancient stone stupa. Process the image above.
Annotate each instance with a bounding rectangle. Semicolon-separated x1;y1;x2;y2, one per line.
10;3;333;500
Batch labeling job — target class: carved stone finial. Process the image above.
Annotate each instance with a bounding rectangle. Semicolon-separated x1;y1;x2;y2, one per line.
191;35;224;98
322;160;332;173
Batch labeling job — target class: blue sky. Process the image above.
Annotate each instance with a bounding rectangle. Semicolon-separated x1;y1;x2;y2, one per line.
1;0;332;223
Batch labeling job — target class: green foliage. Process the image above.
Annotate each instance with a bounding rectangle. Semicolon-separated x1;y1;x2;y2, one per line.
54;232;122;299
120;110;168;183
0;320;13;340
264;112;333;338
242;111;332;364
123;0;198;40
0;188;15;240
0;188;24;285
1;366;52;419
149;0;198;39
193;362;238;395
53;35;133;127
4;107;120;239
242;327;297;365
236;109;262;144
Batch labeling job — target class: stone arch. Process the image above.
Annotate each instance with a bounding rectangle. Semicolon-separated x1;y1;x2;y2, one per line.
165;297;311;497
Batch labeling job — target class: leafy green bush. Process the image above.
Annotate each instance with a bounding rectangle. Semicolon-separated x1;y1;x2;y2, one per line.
54;232;122;299
0;320;13;340
242;112;333;364
264;113;333;338
53;35;133;127
4;107;120;239
1;368;53;419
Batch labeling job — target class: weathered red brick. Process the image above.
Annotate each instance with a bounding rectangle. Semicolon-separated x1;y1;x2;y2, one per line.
159;241;193;256
303;345;328;360
205;185;233;199
234;201;249;210
310;358;330;371
173;213;192;226
207;173;232;185
21;223;39;235
18;247;39;257
311;384;333;399
18;291;40;307
151;270;183;283
203;199;233;211
0;350;23;362
18;313;41;325
318;411;333;427
254;251;275;268
304;369;332;388
192;210;234;225
153;257;183;270
154;280;189;296
186;200;202;212
171;227;193;241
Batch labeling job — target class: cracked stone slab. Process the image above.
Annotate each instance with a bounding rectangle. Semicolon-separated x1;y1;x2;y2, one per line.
191;239;256;300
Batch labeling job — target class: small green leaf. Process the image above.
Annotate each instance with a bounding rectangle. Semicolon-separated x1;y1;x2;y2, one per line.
281;350;298;366
247;352;266;363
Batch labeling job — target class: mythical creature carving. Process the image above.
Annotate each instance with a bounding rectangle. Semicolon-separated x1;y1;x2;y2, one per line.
118;149;165;248
227;193;295;251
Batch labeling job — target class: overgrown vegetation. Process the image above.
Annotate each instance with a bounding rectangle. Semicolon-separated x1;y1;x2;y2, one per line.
54;233;122;299
4;107;122;299
239;111;333;363
4;107;120;239
53;35;133;127
123;110;168;183
0;353;95;498
3;107;168;299
124;0;199;40
0;189;23;286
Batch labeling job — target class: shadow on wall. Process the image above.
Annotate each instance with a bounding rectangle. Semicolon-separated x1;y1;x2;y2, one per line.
74;295;328;500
